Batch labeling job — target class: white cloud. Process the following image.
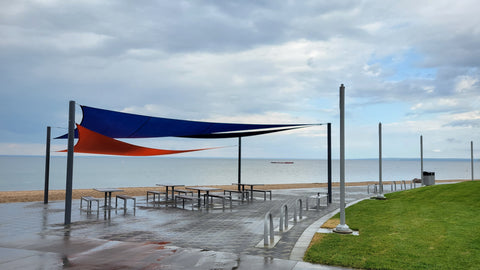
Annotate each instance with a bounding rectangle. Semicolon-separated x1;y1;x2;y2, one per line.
0;143;64;156
1;0;479;159
455;75;478;93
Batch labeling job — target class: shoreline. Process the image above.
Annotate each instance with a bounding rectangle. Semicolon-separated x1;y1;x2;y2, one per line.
0;180;469;203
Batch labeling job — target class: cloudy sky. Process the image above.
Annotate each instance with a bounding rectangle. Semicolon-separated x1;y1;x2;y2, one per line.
1;0;479;159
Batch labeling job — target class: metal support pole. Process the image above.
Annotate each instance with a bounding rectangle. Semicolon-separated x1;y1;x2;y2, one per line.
327;123;332;204
377;123;385;199
44;126;51;204
237;137;242;191
420;135;424;185
64;100;75;225
471;141;474;181
335;84;352;234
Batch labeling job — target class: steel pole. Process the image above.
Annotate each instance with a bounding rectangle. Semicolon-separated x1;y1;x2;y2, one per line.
327;122;332;204
64;101;75;225
377;122;385;199
238;137;242;191
471;141;474;181
335;84;351;233
420;135;424;185
44;126;51;204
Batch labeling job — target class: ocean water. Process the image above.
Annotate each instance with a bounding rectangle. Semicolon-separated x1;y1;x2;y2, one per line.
0;156;476;191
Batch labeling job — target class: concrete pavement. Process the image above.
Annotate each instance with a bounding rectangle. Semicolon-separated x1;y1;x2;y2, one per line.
0;186;375;269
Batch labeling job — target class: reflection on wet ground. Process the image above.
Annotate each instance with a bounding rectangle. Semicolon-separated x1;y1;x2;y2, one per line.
0;186;373;269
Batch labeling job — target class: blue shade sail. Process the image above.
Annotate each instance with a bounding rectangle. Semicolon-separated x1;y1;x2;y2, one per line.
56;105;320;139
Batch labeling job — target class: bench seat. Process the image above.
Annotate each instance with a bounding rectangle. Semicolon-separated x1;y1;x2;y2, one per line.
223;189;250;201
116;194;136;209
174;189;194;196
206;193;232;209
247;189;272;200
146;190;166;203
174;195;199;210
80;196;100;211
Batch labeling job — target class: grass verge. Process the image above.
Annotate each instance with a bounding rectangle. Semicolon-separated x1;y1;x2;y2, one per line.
304;181;480;270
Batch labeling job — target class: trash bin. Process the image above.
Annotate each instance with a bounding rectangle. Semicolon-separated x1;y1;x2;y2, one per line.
423;171;435;186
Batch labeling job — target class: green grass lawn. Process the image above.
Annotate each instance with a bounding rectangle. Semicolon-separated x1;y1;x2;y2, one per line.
304;181;480;270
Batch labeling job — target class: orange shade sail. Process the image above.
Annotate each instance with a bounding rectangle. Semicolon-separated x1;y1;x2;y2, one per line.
59;125;221;156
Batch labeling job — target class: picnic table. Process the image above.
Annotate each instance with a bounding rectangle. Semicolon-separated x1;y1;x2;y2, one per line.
94;188;124;209
234;183;267;200
156;184;185;201
186;186;222;206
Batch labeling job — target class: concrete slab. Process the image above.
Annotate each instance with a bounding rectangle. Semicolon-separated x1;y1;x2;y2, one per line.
0;186;383;269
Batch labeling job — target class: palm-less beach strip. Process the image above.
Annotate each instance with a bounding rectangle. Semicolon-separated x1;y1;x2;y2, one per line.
0;179;465;203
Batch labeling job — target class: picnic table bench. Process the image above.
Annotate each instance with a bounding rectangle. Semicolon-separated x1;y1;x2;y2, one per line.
115;194;136;209
174;195;199;210
80;196;100;212
235;183;272;200
206;193;232;209
146;190;167;203
223;189;250;201
174;189;194;196
246;188;272;200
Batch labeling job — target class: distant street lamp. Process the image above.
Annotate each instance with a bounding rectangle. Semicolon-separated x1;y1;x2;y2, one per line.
334;84;352;234
377;122;385;199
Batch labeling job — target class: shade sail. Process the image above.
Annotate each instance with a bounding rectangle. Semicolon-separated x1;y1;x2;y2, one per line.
56;105;318;139
59;125;222;156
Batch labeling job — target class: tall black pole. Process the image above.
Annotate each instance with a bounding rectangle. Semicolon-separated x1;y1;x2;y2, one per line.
327;123;332;204
237;137;242;191
64;101;75;225
44;126;51;204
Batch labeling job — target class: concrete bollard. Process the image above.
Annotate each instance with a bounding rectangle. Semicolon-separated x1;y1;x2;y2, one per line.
294;199;303;223
264;211;274;246
279;204;288;232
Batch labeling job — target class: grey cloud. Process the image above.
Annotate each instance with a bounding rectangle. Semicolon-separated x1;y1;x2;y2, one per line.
1;0;479;154
444;119;480;128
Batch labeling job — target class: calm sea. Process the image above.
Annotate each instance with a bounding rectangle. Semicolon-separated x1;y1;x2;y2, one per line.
0;156;476;191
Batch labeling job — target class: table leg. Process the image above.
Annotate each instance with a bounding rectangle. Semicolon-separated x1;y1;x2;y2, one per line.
108;192;112;209
197;190;201;207
104;193;108;208
171;187;175;200
166;187;170;200
250;185;254;200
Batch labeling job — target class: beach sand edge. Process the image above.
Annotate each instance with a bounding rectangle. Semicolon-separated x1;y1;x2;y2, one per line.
0;180;469;203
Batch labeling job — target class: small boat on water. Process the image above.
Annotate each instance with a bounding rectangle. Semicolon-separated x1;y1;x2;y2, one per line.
270;161;294;164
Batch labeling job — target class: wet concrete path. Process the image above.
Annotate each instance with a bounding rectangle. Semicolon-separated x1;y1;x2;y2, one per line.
0;186;373;269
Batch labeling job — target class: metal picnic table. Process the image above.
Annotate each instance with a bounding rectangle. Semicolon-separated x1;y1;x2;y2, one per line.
93;188;124;209
186;186;222;206
156;184;185;201
234;183;265;200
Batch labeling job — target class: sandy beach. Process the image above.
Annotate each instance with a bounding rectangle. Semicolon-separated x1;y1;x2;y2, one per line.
0;180;469;203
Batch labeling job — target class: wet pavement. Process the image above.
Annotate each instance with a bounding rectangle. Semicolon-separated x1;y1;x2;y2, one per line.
0;185;376;269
